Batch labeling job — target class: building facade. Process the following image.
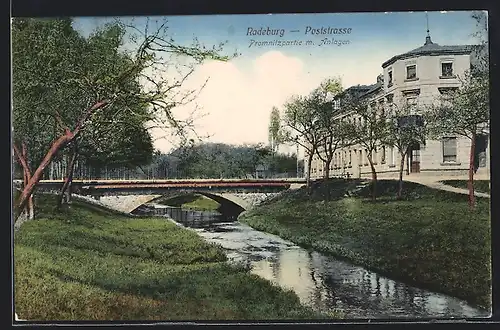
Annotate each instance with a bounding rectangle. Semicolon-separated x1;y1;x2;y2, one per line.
309;34;490;180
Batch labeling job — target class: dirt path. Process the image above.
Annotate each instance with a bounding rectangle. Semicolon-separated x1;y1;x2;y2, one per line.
404;175;490;198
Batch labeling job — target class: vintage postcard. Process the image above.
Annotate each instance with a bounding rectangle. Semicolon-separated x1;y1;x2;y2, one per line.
12;10;491;322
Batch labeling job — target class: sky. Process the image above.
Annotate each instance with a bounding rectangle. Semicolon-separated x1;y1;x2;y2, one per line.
72;11;485;156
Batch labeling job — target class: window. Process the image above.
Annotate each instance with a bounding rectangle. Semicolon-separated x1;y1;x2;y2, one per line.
438;87;459;95
333;99;341;110
364;149;369;166
388;70;393;86
406;65;417;80
442;137;457;163
406;97;418;114
359;150;363;166
476;134;488;168
349;150;352;166
441;62;453;77
381;146;386;164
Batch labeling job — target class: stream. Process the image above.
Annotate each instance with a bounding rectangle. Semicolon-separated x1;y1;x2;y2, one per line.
134;204;490;319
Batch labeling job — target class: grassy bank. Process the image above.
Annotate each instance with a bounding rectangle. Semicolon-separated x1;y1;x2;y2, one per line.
239;179;491;309
156;194;220;211
14;195;325;321
441;180;491;194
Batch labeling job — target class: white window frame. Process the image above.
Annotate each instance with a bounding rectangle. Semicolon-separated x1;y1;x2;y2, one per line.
387;68;393;87
389;147;395;166
442;137;458;163
440;59;454;78
406;64;417;80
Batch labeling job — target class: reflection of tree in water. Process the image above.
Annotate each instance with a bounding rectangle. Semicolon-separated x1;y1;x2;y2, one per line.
307;251;329;312
423;295;449;316
157;207;225;228
270;251;280;279
142;209;485;319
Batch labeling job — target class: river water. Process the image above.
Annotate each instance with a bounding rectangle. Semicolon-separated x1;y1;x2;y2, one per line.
135;204;490;320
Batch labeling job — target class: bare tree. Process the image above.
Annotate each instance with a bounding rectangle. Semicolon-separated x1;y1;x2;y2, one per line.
342;95;389;201
309;77;345;180
281;95;323;190
426;71;488;209
384;102;426;199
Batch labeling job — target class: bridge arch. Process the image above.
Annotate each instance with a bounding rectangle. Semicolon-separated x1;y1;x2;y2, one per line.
150;191;247;217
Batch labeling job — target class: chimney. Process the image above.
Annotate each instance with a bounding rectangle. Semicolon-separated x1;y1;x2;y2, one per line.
377;74;384;84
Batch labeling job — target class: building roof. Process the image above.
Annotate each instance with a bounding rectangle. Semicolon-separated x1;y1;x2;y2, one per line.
363;81;382;97
382;35;476;68
339;84;373;98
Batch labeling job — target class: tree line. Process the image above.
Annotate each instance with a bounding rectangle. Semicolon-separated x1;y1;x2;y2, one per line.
31;141;302;181
143;142;302;179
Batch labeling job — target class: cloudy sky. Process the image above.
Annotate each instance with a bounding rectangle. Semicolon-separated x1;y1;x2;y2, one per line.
72;11;484;156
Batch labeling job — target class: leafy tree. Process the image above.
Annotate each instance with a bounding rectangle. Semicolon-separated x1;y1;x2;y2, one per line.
265;153;298;176
268;106;283;153
12;18;234;222
12;18;90;215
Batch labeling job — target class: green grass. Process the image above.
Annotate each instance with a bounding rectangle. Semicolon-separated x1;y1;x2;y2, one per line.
155;194;220;211
182;195;220;211
14;194;326;321
239;179;492;309
441;180;491;194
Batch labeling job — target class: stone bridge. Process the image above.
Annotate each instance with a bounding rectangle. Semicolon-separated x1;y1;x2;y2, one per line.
27;179;306;214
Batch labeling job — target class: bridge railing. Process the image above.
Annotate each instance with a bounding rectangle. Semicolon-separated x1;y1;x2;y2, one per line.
29;178;307;184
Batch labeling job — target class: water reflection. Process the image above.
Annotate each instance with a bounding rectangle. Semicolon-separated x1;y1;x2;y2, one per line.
137;204;489;319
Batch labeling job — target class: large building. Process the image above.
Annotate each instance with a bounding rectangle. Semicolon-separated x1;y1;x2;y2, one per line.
308;33;490;180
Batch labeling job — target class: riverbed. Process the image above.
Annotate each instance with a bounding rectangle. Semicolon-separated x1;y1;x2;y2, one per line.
135;204;489;319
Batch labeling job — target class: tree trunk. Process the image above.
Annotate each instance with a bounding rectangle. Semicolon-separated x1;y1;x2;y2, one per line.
468;134;476;209
16;100;109;215
323;157;332;179
15;143;35;221
397;151;407;200
306;151;314;194
368;154;377;201
17;133;73;213
323;156;333;200
57;142;78;209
